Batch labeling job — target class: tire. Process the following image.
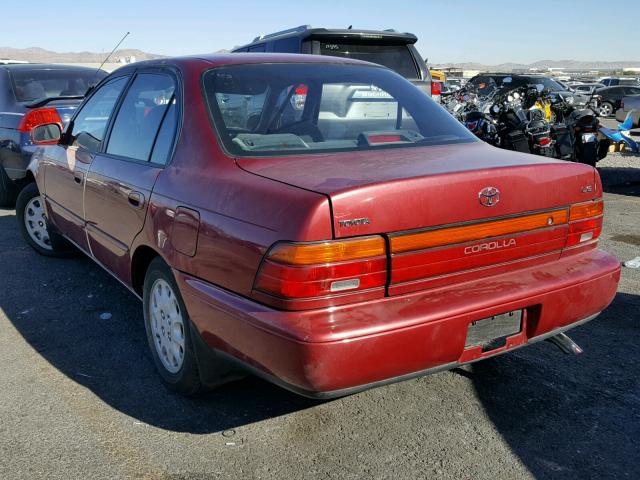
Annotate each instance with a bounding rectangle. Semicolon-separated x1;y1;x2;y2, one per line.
16;182;75;257
599;102;613;117
143;257;204;395
142;257;244;395
0;166;16;207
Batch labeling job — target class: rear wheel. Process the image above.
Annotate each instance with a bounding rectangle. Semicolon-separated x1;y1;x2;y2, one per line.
16;183;74;256
142;257;245;395
143;257;203;395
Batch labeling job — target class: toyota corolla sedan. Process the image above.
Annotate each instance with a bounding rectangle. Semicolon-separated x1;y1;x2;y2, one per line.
17;54;620;398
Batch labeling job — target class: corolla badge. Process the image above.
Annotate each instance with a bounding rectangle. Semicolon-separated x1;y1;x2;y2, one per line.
339;217;370;228
478;187;500;207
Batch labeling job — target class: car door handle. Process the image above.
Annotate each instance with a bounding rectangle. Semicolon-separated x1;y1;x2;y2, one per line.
74;172;84;184
127;191;145;209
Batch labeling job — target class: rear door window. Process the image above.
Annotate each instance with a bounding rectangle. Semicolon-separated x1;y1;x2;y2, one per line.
150;100;178;166
106;73;176;162
318;43;418;79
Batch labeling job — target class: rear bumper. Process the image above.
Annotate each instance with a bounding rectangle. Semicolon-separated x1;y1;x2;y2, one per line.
176;248;621;397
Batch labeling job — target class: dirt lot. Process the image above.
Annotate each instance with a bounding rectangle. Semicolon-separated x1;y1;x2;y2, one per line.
1;141;638;479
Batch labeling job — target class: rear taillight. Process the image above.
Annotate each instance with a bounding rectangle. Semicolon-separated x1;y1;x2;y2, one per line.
431;81;442;96
254;236;387;310
538;137;552;146
565;200;603;248
17;107;62;133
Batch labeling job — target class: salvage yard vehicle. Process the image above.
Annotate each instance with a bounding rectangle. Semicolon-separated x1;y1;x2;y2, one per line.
17;54;620;398
596;85;640;117
231;25;440;101
0;64;107;205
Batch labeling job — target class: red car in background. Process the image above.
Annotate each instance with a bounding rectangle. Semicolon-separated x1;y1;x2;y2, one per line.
17;54;620;398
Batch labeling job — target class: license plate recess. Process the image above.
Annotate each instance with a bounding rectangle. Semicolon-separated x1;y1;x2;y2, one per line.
465;310;523;351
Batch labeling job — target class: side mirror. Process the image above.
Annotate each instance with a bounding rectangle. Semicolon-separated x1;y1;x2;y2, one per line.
31;123;62;145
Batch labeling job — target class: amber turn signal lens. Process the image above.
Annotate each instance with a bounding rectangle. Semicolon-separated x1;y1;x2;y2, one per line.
268;236;386;265
569;200;603;221
391;209;569;253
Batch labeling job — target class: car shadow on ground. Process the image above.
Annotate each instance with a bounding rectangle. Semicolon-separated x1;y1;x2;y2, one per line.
599;165;640;197
0;212;319;434
2;208;639;479
468;290;640;479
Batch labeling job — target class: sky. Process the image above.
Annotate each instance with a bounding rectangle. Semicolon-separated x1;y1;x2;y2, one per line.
2;0;638;65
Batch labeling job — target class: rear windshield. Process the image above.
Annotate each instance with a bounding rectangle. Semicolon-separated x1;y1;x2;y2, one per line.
203;63;476;157
318;43;418;79
10;68;108;102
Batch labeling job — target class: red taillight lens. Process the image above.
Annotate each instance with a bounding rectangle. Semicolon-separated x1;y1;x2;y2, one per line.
538;137;552;146
465;121;478;132
431;81;442;96
17;108;62;133
294;84;308;95
254;236;387;309
565;200;604;248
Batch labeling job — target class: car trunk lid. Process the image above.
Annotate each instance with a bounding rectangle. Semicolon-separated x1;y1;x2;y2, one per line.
238;142;600;294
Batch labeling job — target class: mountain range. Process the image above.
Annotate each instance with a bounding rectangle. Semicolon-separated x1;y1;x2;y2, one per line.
0;47;164;63
434;60;640;72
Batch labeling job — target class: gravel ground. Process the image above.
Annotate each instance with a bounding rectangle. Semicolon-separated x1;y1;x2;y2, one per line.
0;144;638;480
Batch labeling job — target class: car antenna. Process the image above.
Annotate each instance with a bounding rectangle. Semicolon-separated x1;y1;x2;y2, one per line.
96;31;130;76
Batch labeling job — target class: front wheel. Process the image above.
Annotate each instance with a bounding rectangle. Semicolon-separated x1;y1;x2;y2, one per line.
16;183;74;256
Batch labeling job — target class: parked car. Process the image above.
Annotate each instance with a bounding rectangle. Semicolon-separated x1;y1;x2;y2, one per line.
231;25;440;101
615;95;640;127
595;85;640;116
0;64;107;205
18;54;620;398
597;77;640;87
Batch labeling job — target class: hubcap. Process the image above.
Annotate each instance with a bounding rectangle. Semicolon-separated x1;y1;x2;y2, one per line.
24;196;52;250
149;278;185;374
600;104;611;116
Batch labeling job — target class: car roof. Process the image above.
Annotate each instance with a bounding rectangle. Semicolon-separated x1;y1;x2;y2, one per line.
234;25;418;49
118;53;380;71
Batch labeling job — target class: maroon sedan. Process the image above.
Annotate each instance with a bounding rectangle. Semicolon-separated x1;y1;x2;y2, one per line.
16;54;620;398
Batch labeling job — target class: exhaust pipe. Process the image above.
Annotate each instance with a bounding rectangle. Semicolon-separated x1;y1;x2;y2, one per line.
547;333;583;355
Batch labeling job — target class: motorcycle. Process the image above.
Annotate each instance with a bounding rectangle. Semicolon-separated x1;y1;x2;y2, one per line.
548;91;609;166
447;82;554;156
487;86;554;156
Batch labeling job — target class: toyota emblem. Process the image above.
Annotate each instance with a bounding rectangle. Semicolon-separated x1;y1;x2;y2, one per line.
479;187;500;207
